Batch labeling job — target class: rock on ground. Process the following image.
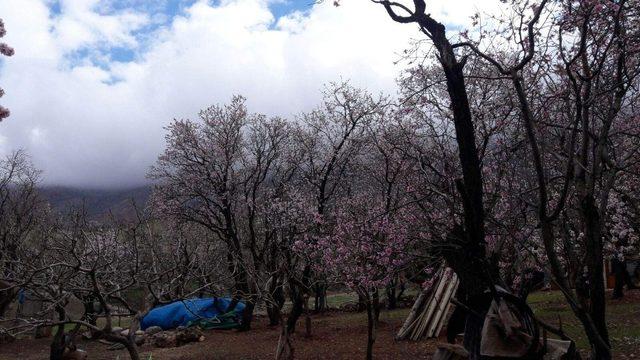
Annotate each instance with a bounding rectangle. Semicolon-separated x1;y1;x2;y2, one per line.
152;327;204;348
62;348;88;360
144;326;162;336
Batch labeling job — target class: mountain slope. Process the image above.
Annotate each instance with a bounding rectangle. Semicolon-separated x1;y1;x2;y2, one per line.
39;185;153;220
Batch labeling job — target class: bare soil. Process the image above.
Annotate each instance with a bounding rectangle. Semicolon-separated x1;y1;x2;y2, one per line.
2;289;639;359
0;308;436;360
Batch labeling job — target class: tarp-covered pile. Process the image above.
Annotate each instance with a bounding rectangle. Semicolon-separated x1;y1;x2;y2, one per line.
141;298;245;330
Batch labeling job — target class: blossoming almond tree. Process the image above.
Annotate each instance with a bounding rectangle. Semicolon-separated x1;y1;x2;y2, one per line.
289;82;385;318
0;151;43;316
150;95;307;331
358;2;496;356
453;1;640;357
360;0;640;357
296;197;416;360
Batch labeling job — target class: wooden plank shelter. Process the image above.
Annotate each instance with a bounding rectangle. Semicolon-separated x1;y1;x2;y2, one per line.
396;268;459;341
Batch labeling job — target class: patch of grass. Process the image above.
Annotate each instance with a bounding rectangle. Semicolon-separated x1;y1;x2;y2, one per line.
527;290;565;305
528;290;640;353
326;292;359;308
325;287;421;309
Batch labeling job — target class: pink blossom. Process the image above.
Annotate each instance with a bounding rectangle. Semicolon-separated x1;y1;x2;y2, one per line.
0;106;9;120
0;43;13;56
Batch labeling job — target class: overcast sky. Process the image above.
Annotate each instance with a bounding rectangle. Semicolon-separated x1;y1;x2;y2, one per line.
0;0;490;189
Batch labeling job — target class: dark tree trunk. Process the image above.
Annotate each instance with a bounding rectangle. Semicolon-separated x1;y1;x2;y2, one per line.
224;250;255;331
122;339;140;360
397;281;406;302
267;277;286;326
360;288;380;360
286;289;304;334
367;301;376;360
276;313;295;360
0;280;15;317
314;282;326;312
225;287;255;331
49;324;65;360
373;289;380;323
357;291;367;312
238;297;256;332
581;194;611;359
267;302;281;326
446;298;467;343
286;290;313;339
49;306;67;360
82;296;97;326
442;226;493;360
377;4;493;357
286;264;311;334
304;295;312;338
386;282;397;310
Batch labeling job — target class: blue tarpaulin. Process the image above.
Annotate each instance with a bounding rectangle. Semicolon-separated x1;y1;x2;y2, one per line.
140;298;245;330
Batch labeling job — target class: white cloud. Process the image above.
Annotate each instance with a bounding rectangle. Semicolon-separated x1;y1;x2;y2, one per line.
0;0;504;188
53;0;149;51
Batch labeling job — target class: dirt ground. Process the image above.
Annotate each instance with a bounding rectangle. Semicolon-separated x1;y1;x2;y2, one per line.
1;308;436;360
1;289;639;359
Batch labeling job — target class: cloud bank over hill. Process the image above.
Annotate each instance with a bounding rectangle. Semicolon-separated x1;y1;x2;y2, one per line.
0;0;491;188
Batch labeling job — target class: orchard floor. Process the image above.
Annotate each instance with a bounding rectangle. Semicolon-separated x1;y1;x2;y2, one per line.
2;289;639;360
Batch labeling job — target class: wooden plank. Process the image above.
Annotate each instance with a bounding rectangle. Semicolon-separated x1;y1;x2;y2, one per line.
433;275;459;338
426;272;457;337
412;269;448;340
396;268;442;340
